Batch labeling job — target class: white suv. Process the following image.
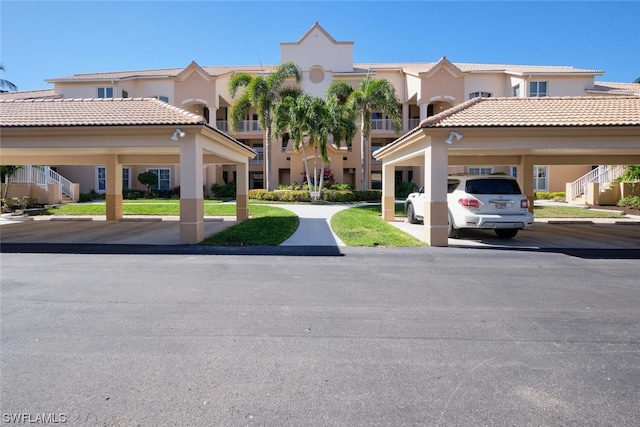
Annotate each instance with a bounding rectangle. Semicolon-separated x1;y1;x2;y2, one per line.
405;175;534;238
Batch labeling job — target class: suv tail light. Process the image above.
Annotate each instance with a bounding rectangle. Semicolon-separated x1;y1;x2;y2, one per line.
458;198;480;208
521;199;529;209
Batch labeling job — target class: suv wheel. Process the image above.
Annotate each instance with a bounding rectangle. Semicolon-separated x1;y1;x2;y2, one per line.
495;229;518;238
406;203;419;224
447;213;458;238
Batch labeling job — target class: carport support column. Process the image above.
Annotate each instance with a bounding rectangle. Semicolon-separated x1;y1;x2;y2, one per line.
180;138;204;244
518;156;535;214
105;155;123;220
382;162;396;221
236;162;249;221
423;143;448;247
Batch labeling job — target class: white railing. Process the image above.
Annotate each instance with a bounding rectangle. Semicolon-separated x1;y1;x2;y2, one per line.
249;152;264;164
407;118;421;130
371;118;396;132
568;165;626;201
9;165;76;201
216;120;261;134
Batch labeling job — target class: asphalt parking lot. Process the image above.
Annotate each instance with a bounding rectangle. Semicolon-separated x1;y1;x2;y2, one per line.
2;246;639;425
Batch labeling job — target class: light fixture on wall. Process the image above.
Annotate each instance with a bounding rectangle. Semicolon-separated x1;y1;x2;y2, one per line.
171;128;186;140
446;131;463;144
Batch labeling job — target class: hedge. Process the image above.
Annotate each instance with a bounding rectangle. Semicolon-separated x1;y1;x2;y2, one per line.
249;189;381;203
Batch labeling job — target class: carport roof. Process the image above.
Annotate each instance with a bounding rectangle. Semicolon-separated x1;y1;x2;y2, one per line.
0;97;206;127
376;96;640;158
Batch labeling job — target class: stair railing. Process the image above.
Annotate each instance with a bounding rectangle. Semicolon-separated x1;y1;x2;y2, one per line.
568;165;627;201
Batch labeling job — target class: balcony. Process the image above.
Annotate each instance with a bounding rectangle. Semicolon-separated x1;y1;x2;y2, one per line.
370;119;396;133
249;151;264;164
215;120;261;135
407;118;421;130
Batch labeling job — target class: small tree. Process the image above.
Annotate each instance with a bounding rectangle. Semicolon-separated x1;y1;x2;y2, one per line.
1;165;21;198
137;171;158;194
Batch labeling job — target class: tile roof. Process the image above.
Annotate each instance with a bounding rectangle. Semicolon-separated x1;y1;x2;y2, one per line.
0;97;207;127
375;96;640;158
589;81;640;95
45;61;603;82
0;89;61;101
419;96;640;128
46;65;276;82
358;62;603;76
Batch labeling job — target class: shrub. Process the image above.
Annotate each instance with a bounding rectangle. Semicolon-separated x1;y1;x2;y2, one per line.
248;188;381;203
123;189;143;200
210;182;236;198
2;196;39;212
618;196;640;210
321;190;356;203
535;191;566;201
137;171;158;192
329;183;353;191
395;181;417;199
78;190;105;202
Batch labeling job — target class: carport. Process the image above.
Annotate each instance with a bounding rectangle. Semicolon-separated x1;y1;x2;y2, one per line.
0;98;256;244
374;96;640;246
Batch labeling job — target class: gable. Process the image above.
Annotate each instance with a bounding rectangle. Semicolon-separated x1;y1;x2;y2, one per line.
280;22;354;72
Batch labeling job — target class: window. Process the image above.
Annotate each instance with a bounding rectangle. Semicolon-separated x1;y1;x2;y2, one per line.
371;172;382;190
512;85;520;97
155;96;169;103
122;167;131;190
469;91;492;99
468;167;494;175
147;168;171;191
95;167;107;193
97;87;113;98
251;144;263;164
529;81;547;97
533;165;548;191
511;166;518;178
371;144;383;164
122;90;129;98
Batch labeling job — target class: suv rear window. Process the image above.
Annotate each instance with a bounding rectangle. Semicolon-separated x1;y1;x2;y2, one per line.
447;180;460;193
464;179;522;195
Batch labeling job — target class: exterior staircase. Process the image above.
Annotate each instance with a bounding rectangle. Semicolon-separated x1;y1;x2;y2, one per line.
566;165;626;204
8;165;77;203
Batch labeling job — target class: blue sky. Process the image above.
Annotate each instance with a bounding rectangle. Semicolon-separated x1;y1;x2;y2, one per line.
1;1;638;92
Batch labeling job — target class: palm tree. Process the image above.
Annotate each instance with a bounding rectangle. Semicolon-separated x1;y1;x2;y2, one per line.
228;61;302;190
336;76;402;191
273;91;355;200
634;77;640;84
0;64;18;92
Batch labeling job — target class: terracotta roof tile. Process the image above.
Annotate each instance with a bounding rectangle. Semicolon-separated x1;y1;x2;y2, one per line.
46;62;603;82
419;96;640;128
0;89;61;101
0;97;206;127
46;65;275;82
589;82;640;95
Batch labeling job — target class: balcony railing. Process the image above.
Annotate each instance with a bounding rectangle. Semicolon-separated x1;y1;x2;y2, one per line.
215;120;261;134
370;119;396;132
249;151;264;164
218;118;424;135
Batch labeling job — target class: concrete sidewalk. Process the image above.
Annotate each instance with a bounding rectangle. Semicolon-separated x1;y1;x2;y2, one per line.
276;204;351;247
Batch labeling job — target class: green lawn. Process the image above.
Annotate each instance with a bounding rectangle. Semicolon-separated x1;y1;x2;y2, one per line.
201;205;299;246
532;204;622;218
330;204;425;247
46;200;233;216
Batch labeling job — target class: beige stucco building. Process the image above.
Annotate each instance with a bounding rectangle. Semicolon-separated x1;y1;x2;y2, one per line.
3;22;639;199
